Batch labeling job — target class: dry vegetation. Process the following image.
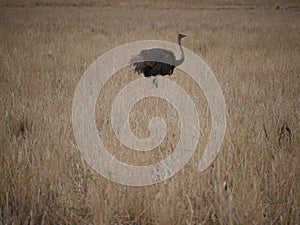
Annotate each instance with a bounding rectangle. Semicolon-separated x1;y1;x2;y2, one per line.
0;0;300;224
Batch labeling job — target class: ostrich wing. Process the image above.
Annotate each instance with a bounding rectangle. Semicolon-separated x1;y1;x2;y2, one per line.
160;63;175;75
148;62;163;76
139;48;176;65
130;48;176;77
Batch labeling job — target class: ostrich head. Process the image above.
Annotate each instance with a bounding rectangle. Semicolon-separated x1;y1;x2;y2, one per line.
178;34;186;46
178;33;187;40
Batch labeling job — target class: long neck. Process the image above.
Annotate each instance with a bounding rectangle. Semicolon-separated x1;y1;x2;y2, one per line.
175;37;185;66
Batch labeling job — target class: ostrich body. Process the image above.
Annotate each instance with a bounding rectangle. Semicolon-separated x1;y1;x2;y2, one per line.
131;34;186;87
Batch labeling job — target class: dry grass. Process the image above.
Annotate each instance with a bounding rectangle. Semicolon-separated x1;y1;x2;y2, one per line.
0;1;299;224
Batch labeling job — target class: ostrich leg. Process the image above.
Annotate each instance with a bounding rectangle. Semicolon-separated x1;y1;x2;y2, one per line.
152;76;158;88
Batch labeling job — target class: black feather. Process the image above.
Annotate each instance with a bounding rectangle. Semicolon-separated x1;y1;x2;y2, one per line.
130;48;176;77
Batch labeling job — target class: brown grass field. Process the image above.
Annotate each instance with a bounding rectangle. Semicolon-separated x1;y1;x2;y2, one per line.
0;0;300;224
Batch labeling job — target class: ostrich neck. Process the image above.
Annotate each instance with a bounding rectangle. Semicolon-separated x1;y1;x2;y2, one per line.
175;38;185;66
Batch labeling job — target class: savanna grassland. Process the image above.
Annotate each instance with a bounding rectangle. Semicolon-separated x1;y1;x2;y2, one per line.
0;0;299;224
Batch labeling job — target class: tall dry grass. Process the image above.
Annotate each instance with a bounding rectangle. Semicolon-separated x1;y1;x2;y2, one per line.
0;1;299;224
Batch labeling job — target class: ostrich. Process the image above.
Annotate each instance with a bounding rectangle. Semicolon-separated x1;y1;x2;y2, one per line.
131;33;187;87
